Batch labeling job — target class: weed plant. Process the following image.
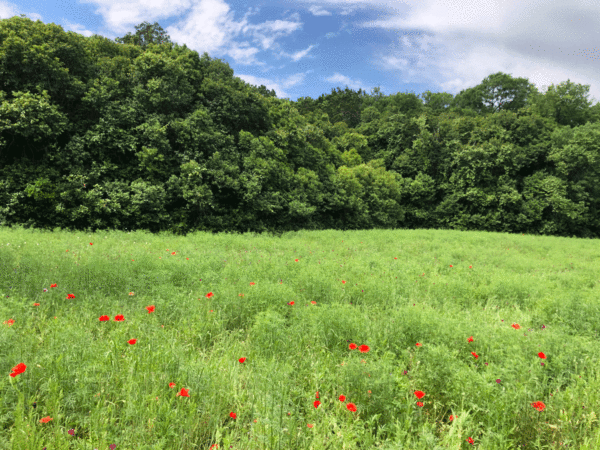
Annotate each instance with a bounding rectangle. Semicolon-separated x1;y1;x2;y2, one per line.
1;224;600;449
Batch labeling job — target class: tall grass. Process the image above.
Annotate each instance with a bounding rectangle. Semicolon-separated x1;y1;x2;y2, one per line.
1;224;599;449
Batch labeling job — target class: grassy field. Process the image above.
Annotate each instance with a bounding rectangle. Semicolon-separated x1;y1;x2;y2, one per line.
1;224;599;450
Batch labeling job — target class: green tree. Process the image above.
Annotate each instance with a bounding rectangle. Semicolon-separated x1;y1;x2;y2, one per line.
450;72;538;116
114;21;172;50
308;86;368;129
526;79;596;128
419;90;454;113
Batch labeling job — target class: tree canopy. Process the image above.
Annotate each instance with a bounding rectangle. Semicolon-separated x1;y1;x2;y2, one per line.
0;16;598;239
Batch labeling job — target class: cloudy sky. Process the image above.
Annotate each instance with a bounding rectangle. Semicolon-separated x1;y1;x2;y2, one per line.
3;0;600;105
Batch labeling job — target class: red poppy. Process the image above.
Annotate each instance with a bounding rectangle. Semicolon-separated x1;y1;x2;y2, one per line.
176;388;189;397
10;362;26;377
531;401;546;411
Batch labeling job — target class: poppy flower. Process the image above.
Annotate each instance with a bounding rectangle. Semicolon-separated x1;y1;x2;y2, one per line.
10;363;26;377
531;401;546;411
176;388;189;397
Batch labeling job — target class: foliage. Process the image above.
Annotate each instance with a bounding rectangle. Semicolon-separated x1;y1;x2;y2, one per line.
0;16;599;239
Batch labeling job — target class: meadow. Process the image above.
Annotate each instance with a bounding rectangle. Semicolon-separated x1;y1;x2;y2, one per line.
1;224;600;450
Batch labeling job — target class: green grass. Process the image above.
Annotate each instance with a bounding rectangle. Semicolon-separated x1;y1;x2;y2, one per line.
1;224;600;450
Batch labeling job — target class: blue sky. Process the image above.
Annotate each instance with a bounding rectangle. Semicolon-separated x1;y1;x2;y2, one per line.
3;0;600;105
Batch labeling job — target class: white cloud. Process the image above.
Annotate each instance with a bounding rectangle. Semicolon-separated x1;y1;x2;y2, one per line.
308;6;332;16
324;72;372;93
289;0;600;104
62;19;96;37
226;41;264;65
277;44;318;62
0;3;41;22
0;2;20;21
233;71;314;100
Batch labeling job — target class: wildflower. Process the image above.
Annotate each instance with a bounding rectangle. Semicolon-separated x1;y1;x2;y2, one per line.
176;388;189;397
531;401;546;411
10;362;26;377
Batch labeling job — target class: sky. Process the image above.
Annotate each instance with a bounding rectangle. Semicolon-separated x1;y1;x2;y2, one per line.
2;0;600;106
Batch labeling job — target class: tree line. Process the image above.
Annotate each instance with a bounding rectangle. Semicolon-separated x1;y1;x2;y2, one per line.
0;16;598;238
